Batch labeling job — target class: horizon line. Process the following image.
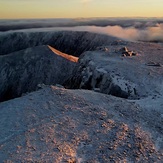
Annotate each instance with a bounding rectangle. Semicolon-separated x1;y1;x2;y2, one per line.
0;16;163;20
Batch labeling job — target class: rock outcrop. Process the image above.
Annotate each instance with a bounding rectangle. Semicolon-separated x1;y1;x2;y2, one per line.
65;44;163;99
0;45;76;102
120;46;138;57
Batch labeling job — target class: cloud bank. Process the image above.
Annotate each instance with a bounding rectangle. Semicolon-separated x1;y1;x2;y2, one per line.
0;18;163;42
76;24;163;42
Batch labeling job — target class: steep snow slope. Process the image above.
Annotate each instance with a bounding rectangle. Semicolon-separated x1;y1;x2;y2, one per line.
0;45;76;102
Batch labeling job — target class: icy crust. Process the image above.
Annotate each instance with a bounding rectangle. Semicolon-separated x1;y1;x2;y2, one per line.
0;86;162;162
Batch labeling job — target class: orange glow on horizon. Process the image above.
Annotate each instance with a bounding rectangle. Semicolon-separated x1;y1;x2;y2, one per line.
0;0;163;19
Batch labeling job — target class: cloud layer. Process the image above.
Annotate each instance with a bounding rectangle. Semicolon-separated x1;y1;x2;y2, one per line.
0;18;163;42
75;24;163;42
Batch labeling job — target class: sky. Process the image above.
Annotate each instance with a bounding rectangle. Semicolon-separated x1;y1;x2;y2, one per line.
0;0;163;19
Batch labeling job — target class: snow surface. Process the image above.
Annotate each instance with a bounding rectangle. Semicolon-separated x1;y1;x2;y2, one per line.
0;86;162;162
66;42;163;99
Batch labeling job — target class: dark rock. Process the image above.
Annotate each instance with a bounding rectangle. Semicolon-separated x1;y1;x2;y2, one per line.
120;47;138;57
132;52;138;56
122;51;132;57
0;45;76;102
0;31;118;57
146;62;162;67
120;46;129;53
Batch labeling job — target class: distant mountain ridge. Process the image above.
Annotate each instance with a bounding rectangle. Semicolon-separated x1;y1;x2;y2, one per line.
0;31;119;56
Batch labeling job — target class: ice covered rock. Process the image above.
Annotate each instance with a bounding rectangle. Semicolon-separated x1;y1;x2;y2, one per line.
65;51;138;98
65;46;163;99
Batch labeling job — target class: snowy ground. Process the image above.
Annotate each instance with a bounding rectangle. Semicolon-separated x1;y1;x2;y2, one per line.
0;86;162;162
0;31;163;162
65;41;163;99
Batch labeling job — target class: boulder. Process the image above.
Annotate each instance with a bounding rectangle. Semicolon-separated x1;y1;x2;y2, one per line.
120;47;138;57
